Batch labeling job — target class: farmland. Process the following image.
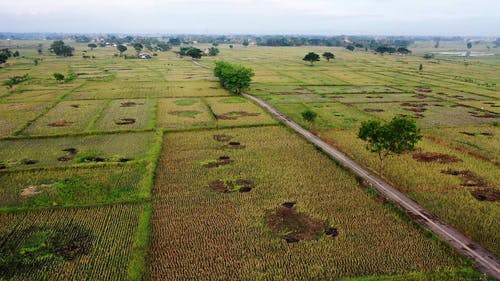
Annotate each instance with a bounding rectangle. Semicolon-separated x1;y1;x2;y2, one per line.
0;39;498;280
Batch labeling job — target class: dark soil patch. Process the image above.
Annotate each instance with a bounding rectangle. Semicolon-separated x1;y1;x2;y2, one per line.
114;118;136;125
441;168;487;187
470;112;498;118
483;102;495;105
401;103;428;107
21;159;38;165
120;101;139;107
209;179;254;193
69;104;80;108
48;120;73;127
366;96;384;99
480;132;494;136
213;134;232;142
364;108;384;112
404;107;427;113
330;95;344;99
57;156;72;162
81;157;106;163
266;206;326;243
470;189;500;202
433;104;444;107
118;158;132;162
224;141;246;149
325;227;339;237
62;148;78;155
0;224;93;278
203;156;234;168
217;111;260;120
282;202;296;208
412;152;462;163
412;93;428;99
460;131;476;136
415;86;432;93
0;163;6;169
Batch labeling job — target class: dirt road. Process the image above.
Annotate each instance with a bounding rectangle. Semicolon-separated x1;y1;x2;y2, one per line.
243;92;500;279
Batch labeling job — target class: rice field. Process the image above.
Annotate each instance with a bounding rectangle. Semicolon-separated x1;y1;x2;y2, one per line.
0;39;498;280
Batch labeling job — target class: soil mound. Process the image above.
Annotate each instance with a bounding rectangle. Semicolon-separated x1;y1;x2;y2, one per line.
266;205;326;243
412;152;462;163
202;156;234;168
471;189;500;202
209;179;254;193
441;168;487;187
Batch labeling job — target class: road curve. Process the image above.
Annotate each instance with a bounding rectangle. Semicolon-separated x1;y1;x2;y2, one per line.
243;92;500;279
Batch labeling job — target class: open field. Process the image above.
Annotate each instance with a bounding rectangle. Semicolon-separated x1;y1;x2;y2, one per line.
0;39;498;279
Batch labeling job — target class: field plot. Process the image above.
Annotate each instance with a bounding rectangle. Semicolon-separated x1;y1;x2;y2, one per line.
247;84;313;96
351;102;500;127
205;97;278;127
0;164;146;211
0;102;52;137
93;99;155;131
306;85;403;94
21;100;107;135
458;100;500;114
283;70;346;85
275;102;373;129
424;125;500;164
0;204;143;280
157;98;215;129
150;126;471;280
0;132;155;170
2;89;68;102
316;129;500;256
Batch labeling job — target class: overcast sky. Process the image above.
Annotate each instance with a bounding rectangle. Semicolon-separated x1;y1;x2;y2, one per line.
1;0;499;35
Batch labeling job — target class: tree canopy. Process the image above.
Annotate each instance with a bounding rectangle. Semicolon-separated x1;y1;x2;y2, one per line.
87;43;97;50
214;61;254;94
322;52;335;62
301;109;317;124
358;117;422;175
185;47;203;59
49;41;74;57
117;45;127;56
0;48;12;64
302;52;320;65
133;43;143;54
208;47;220;56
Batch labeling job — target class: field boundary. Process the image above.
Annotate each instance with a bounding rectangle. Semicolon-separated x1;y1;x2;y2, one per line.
242;92;500;279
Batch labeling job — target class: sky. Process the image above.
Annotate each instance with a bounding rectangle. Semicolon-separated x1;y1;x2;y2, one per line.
1;0;499;36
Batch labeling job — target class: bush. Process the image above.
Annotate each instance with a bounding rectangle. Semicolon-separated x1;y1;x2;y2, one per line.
3;74;28;88
53;73;65;81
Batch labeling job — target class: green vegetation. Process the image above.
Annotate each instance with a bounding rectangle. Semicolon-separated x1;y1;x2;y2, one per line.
213;61;254;94
302;51;320;65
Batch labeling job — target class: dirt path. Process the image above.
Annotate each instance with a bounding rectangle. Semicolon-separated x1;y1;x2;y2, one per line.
242;92;500;279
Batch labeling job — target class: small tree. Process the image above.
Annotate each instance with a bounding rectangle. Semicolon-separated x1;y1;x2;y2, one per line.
303;52;320;65
87;43;97;50
346;45;355;51
419;64;423;71
358;117;422;175
0;49;12;64
229;44;234;49
214;61;254;94
186;47;203;59
133;43;143;55
242;39;249;47
322;52;335;62
467;42;473;49
13;51;20;57
117;45;127;56
53;72;65;81
208;47;220;56
301;109;317;128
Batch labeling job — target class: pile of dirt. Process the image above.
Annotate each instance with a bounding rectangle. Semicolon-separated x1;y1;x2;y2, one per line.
224;141;246;149
265;205;327;243
217;111;260;120
364;108;384;112
114;118;136;125
120;101;137;107
202;156;234;168
415;86;432;93
58;148;78;162
412;152;462;163
48;120;73;127
441;168;487;187
21;159;38;165
209;179;254;193
20;186;43;196
470;189;500;202
213;134;232;142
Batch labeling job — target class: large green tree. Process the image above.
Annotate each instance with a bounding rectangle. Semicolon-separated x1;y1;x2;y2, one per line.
49;41;74;57
133;43;143;55
186;48;203;59
302;52;320;65
358;117;422;175
214;61;254;94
